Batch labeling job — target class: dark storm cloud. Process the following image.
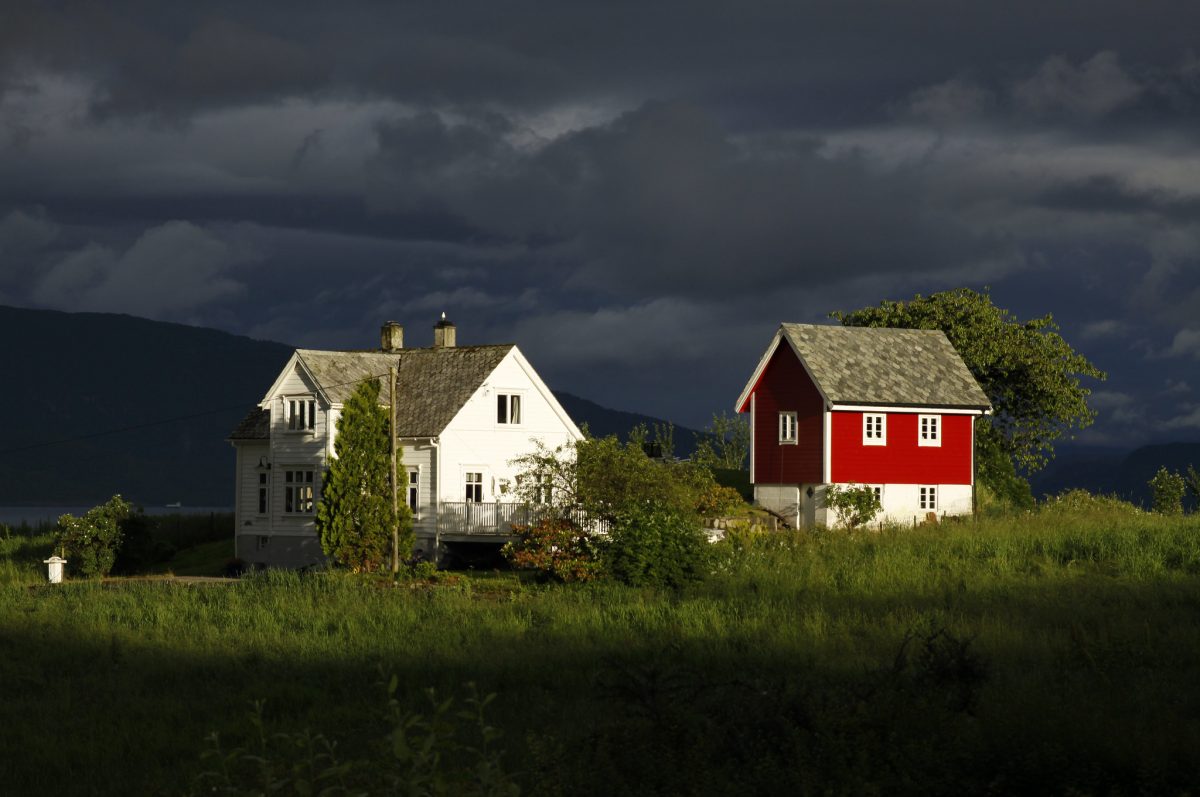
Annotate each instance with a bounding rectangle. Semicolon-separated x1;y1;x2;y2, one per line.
4;1;1200;123
366;102;1008;300
1;0;1198;436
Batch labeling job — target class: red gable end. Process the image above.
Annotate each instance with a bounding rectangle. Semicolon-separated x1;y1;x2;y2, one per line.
748;342;823;485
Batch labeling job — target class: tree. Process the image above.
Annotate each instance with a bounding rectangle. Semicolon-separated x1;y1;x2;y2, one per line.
832;288;1106;491
506;435;726;586
821;484;882;529
316;379;412;571
56;495;139;578
692;411;750;470
1149;467;1187;515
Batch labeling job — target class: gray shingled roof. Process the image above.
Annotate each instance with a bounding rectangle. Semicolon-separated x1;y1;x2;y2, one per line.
297;345;514;437
228;407;270;440
781;324;990;408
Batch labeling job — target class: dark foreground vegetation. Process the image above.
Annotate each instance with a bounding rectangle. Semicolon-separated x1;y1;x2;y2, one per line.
3;496;1200;795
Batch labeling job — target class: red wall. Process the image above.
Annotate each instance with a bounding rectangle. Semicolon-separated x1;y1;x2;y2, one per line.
748;343;823;485
830;411;973;485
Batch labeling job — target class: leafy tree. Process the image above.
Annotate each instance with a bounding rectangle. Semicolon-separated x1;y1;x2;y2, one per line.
316;379;412;571
821;484;882;529
56;495;139;578
508;435;729;586
1149;467;1187;515
1186;466;1200;512
692;411;750;470
832;288;1106;491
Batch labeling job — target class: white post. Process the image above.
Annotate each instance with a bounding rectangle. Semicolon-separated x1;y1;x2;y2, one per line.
44;556;67;584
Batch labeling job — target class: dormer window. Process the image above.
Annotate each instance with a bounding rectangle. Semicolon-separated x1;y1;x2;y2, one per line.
863;413;886;445
288;397;316;431
919;414;941;447
497;393;522;424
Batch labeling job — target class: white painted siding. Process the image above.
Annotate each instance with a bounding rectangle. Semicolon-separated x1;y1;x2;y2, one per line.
436;349;581;505
398;440;437;543
826;482;974;527
757;481;973;528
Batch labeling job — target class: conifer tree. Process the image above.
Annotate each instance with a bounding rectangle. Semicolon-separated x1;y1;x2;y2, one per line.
316;379;412;571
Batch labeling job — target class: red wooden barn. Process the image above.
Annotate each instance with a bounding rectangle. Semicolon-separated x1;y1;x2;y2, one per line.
735;323;992;526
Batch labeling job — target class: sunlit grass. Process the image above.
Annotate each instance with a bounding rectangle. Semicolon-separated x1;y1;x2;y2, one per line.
1;506;1199;794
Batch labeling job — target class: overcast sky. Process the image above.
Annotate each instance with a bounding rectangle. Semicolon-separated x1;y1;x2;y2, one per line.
2;2;1199;445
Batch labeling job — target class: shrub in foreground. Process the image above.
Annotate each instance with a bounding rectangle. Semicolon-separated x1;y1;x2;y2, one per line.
503;518;604;582
196;679;518;797
1149;466;1187;515
606;501;708;588
55;495;139;578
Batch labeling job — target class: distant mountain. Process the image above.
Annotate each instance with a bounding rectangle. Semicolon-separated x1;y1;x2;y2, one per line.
551;391;705;456
1031;442;1200;509
0;305;697;506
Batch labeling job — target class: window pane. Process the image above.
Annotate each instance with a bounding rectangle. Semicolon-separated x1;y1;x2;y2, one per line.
510;395;521;424
498;394;507;423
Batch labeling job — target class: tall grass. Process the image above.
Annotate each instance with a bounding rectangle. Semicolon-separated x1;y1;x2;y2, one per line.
1;506;1199;794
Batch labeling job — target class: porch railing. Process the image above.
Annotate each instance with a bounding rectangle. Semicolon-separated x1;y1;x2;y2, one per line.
435;502;608;536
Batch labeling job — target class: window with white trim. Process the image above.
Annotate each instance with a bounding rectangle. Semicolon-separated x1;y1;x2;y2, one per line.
287;397;316;431
497;393;522;424
465;472;483;503
919;414;941;447
536;472;553;504
919;485;938;511
778;411;797;444
284;469;316;513
407;468;420;515
257;472;268;515
869;485;883;504
863;413;886;445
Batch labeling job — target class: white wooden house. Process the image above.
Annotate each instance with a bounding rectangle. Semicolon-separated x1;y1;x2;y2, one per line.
227;317;582;568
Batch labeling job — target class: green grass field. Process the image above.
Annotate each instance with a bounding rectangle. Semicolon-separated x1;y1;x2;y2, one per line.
3;504;1200;795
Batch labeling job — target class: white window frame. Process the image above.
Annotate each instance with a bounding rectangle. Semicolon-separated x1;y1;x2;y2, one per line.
918;414;941;447
283;468;316;514
406;467;421;518
496;392;523;425
863;413;886;446
919;485;938;511
286;396;317;433
256;471;269;516
778;411;797;444
464;471;484;503
868;484;883;505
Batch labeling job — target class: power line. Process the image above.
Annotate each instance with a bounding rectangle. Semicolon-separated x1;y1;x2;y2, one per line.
0;371;392;457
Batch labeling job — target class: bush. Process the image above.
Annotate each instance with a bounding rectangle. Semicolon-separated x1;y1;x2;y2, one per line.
503;518;603;583
1149;467;1187;515
196;680;518;796
606;501;709;588
822;484;882;528
55;495;140;578
1044;489;1142;515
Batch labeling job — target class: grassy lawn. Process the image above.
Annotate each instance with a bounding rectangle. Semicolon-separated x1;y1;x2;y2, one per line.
2;505;1200;795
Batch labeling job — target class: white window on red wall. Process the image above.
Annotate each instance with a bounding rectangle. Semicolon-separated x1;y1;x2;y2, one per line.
919;485;938;511
863;413;886;445
778;411;797;444
919;414;941;447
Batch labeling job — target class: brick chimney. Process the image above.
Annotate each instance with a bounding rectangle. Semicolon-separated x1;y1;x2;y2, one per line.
432;312;456;348
380;321;404;352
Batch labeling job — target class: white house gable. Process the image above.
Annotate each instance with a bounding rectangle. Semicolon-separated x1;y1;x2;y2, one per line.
438;348;581;505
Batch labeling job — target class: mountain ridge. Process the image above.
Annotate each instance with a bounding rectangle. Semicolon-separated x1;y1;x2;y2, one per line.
0;305;700;505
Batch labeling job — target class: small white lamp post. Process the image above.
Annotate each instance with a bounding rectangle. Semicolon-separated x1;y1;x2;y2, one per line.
44;555;67;584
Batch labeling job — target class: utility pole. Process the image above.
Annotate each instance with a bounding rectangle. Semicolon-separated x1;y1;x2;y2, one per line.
389;364;399;574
